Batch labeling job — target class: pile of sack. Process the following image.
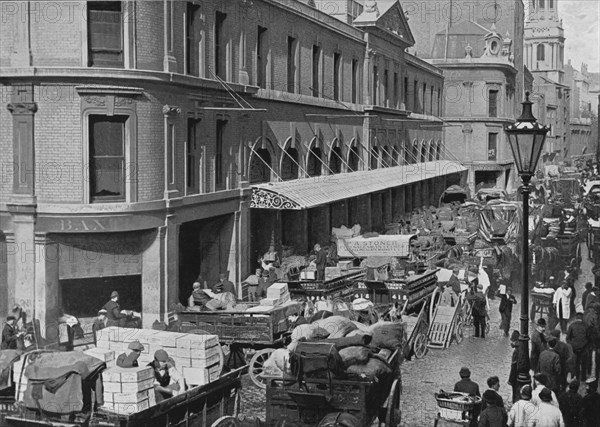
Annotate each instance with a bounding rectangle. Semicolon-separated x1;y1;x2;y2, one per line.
263;313;406;382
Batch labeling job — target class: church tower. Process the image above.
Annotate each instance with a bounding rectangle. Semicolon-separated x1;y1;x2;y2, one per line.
524;0;565;83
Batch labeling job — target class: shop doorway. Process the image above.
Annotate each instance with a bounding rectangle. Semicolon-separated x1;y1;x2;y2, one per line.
60;275;142;318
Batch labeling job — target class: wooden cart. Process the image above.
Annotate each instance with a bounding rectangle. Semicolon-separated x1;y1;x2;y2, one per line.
282;269;365;302
530;290;554;322
178;303;303;390
263;349;402;427
427;287;464;349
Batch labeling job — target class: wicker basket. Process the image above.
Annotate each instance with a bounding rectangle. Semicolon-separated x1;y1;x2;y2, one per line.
435;392;481;412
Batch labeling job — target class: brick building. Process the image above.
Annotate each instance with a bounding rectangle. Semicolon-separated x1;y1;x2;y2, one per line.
0;0;465;335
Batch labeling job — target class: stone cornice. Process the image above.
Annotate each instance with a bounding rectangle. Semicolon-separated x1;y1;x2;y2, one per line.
7;102;37;114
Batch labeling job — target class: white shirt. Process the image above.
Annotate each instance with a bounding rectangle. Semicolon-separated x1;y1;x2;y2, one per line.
528;401;564;427
531;385;559;408
507;399;536;427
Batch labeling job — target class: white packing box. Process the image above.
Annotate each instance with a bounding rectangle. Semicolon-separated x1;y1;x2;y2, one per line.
175;334;219;350
146;331;178;348
104;390;150;404
266;283;289;299
83;348;116;368
102;366;154;383
337;260;353;271
325;266;341;278
103;377;155;394
190;351;220;368
300;270;316;280
182;364;221;386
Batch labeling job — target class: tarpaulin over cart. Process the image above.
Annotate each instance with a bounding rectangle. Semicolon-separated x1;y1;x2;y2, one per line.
22;351;105;414
478;201;522;245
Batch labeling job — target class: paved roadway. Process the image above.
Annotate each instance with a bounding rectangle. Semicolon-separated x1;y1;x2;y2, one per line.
238;243;595;426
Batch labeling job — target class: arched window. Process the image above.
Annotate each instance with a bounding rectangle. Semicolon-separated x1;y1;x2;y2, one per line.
307;147;322;176
420;142;427;163
537;44;545;61
370;147;379;169
392;145;400;166
249;148;272;184
329;146;342;174
348;145;360;172
382;146;391;167
281;147;299;180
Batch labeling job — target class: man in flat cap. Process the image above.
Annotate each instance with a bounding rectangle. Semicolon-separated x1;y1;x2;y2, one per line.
478;389;507;427
1;316;23;350
116;341;144;368
508;385;536;427
531;387;564;426
148;349;186;402
467;283;487;338
92;309;108;334
530;318;548;373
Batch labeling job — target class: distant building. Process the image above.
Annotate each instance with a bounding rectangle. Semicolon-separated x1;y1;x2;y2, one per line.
564;61;595;165
407;0;527;194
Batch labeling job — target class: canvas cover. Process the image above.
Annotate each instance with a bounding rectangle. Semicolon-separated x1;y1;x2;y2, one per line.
478;202;522;245
0;349;22;390
23;351;105;414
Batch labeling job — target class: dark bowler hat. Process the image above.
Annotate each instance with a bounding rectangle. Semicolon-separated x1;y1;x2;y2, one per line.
539;387;552;402
111;291;119;298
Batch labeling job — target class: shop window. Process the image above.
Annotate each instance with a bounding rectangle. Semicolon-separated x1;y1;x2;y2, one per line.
281;147;299;180
537;44;545;61
215;11;227;80
348;146;360;172
186;2;201;76
89;115;127;202
488;133;497;161
329;146;342;174
87;1;123;68
312;45;321;97
216;119;226;187
307;147;322;176
287;36;298;93
333;52;341;101
489;89;498;117
351;59;358;103
257;26;268;88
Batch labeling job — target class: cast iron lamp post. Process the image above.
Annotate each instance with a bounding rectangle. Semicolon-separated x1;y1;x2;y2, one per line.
505;91;549;387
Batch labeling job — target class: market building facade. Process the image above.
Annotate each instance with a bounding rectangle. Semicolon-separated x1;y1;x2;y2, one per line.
0;0;466;336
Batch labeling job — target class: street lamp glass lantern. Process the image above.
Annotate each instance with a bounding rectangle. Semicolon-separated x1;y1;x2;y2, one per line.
505;92;550;177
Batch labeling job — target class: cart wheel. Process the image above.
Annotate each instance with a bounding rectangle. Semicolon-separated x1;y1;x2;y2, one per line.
249;348;275;389
454;321;464;344
385;379;402;427
413;332;429;359
211;416;240;427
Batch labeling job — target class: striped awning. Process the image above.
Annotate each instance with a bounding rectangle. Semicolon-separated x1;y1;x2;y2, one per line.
250;160;467;210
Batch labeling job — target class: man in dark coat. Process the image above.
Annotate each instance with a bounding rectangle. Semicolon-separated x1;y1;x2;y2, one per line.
499;288;517;337
1;316;22;350
212;273;237;300
531;317;548;373
314;243;327;281
448;267;462;296
581;377;600;427
116;341;144;368
103;291;128;327
539;337;562;392
507;330;521;403
567;312;591;381
550;329;571;392
478;390;508;427
467;283;487;338
454;367;480;396
558;379;583;427
582;282;594;312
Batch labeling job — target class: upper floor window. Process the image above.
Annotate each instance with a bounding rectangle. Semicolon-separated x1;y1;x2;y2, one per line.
89;115;127;202
383;69;389;107
488;133;497;161
215;11;227;79
287;36;298;93
186;3;201;76
351;59;358;103
422;83;427;114
87;1;123;68
373;66;379;105
549;0;554;8
216;119;226;187
539;0;545;8
413;80;419;112
393;72;399;109
489;90;498;117
257;26;268;88
404;77;409;107
333;52;341;101
187;118;201;194
537;44;545;61
312;45;321;97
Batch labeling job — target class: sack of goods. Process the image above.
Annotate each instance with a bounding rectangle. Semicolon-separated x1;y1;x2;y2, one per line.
312;316;358;339
368;321;407;350
262;348;291;376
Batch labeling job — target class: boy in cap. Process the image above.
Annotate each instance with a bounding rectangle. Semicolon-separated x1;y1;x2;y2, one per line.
530;387;565;426
454;367;481;397
116;341;144;368
102;291;127;327
148;349;186;402
508;385;536;427
1;316;23;350
478;390;508;427
581;377;600;427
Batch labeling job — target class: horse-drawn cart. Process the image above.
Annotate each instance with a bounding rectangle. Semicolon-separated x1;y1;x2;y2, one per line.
178;302;303;389
282;269;365;302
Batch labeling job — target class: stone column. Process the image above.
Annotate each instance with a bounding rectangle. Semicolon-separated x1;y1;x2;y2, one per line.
142;228;165;328
163;0;177;72
463;82;473;117
33;233;60;340
165;215;179;311
11;1;32;67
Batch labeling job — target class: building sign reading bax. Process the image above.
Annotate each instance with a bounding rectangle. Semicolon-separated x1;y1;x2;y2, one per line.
337;235;416;258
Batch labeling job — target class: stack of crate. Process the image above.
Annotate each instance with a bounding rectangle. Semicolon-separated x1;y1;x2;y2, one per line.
95;327;221;389
82;348;116;368
12;356;28;402
260;283;290;306
101;366;155;415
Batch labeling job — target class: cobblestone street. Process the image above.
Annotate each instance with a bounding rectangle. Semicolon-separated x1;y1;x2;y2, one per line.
238;243;595;426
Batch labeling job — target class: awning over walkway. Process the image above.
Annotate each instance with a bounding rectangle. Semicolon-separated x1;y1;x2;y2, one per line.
250;160;467;210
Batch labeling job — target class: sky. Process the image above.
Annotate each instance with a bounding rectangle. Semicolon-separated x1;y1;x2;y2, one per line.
557;0;599;73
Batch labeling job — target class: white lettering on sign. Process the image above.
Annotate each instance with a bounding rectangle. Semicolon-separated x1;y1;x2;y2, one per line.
59;219;107;232
337;235;415;258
